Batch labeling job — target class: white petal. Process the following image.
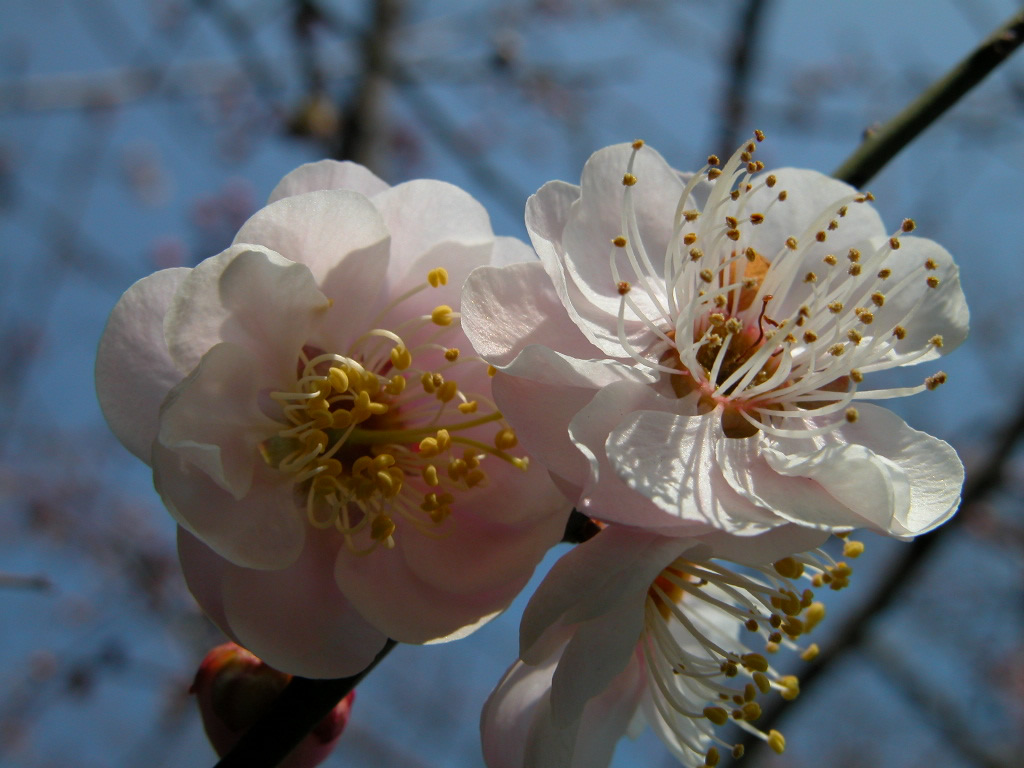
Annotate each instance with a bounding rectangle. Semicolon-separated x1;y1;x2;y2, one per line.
491;235;538;266
164;246;329;382
153;440;305;570
233;188;391;284
267;159;390;203
568;381;703;532
158;342;280;498
95;267;188;462
602;401;778;534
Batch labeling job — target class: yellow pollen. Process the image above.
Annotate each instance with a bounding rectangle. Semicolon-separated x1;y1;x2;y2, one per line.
773;557;804;579
815;231;827;242
889;236;901;250
801;643;820;661
683;232;698;245
777;190;787;201
725;216;738;228
850;368;863;382
824;254;838;266
848;263;862;276
926;276;940;288
778;676;800;701
708;168;722;180
750;213;765;224
495;427;518;450
754;129;765;141
785;237;798;250
705;746;720;767
741;653;769;672
925;259;938;270
431;305;455;326
741;702;762;721
856;309;874;324
487;365;497;377
328;366;350;393
730;189;741;200
690;248;705;261
617;281;632;295
700;269;714;283
632;139;645;150
892;326;907;340
427;267;449;287
926;372;947;390
684;210;700;222
707;154;720;166
765;174;777;188
768;730;786;754
802;331;818;343
843;540;865;558
622;173;637;186
902;218;916;232
444;348;460;362
612;235;627;247
726;229;740;241
371;515;396;543
422;464;440;486
878;268;892;279
437;380;458;402
847;329;862;344
845;407;859;423
828;343;845;356
458;400;479;414
704;707;729;726
930;335;944;348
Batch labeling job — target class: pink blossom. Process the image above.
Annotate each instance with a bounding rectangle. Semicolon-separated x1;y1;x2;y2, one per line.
97;160;568;677
463;137;967;541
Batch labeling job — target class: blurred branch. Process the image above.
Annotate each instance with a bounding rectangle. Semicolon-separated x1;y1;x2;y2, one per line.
715;0;772;155
834;7;1024;187
0;571;51;590
728;384;1024;765
214;639;397;768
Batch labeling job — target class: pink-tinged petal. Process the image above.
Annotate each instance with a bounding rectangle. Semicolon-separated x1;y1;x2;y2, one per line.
233;189;391;285
333;542;520;645
267;159;390;203
481;656;562;768
491;235;537;267
95;267;189;462
521;527;687;663
397;463;567;595
568;655;646;768
870;235;969;363
606;407;779;534
492;372;595;491
165;246;330;383
548;589;645;726
153;440;305;570
816;404;961;536
718;432;870;533
566;381;717;533
372;179;494;278
158;343;280;498
462;261;606;367
179;527;387;678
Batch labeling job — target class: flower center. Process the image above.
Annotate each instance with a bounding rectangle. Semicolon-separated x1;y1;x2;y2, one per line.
641;537;864;764
260;267;526;554
611;135;949;440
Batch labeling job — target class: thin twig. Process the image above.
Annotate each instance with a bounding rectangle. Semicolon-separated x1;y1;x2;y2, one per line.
213;639;397;768
833;7;1024;188
716;0;772;156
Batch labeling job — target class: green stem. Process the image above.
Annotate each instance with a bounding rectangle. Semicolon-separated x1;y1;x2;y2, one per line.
833;8;1024;187
213;639;397;768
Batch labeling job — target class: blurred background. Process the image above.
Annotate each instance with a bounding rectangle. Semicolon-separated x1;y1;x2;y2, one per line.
1;1;1022;766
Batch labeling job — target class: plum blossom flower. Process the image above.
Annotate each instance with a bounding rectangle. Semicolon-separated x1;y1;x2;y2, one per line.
96;160;568;677
463;135;967;541
482;525;843;768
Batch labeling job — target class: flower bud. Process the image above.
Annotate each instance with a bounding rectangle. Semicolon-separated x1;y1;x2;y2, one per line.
191;643;354;768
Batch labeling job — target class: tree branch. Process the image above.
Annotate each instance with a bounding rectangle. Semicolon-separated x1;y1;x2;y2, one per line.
833;7;1024;188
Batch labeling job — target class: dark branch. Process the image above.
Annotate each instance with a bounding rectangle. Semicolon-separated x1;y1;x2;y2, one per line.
213;639;397;768
716;0;772;156
833;7;1024;188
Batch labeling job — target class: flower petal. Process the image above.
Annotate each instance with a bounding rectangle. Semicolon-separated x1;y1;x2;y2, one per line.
491;235;538;266
233;189;391;285
165;246;330;383
153;440;305;570
267;159;390;203
95;267;189;462
607;407;780;534
158;342;280;498
178;527;387;678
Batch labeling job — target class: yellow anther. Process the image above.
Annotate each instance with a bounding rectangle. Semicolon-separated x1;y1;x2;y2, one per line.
487;365;497;377
829;343;846;356
421;372;437;394
371;515;396;542
741;653;769;672
437;379;458;403
705;746;720;767
892;326;907;340
773;557;804;579
495;427;518;450
848;329;862;344
465;468;486;487
707;154;720;166
878;268;892;279
431;305;455;326
815;231;827;242
930;335;944;348
801;643;820;661
767;730;786;754
743;683;757;702
750;213;765;225
612;236;627;247
683;232;698;245
622;173;637;186
753;671;771;694
617;281;631;295
848;263;862;276
781;617;804;637
386;374;407;395
419;437;440;457
785;237;798;250
926;372;947;390
632;139;645;150
924;258;938;270
447;458;467;480
845;407;859;423
328;366;350;393
926;276;940;289
373;454;396;470
427;267;449;287
889;236;901;250
689;248;705;261
444;348;460;362
390;345;413;370
741;702;762;721
726;229;740;241
318;458;342;476
458;400;479;414
901;218;916;232
871;291;886;307
777;190;788;201
708;168;722;180
843;540;865;558
778;676;800;701
732;745;745;759
422;464;440;487
802;331;818;344
703;706;729;726
824;254;838;266
699;269;714;283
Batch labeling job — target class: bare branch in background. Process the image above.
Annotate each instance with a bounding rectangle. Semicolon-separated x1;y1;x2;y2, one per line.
715;0;772;156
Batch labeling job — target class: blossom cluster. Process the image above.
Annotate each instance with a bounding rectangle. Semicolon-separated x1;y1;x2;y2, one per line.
96;134;966;766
